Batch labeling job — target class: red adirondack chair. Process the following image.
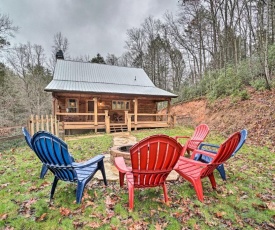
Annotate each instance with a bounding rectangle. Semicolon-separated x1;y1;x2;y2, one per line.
174;132;241;202
115;135;182;210
175;124;209;156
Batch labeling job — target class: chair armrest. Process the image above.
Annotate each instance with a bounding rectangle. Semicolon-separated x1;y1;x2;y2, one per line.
114;157;131;173
199;143;219;152
174;136;190;141
190;149;217;160
174;156;207;169
189;139;205;143
72;155;104;168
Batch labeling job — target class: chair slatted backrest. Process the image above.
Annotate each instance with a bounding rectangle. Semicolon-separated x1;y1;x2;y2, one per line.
130;135;182;187
187;124;209;150
22;127;33;150
200;132;241;178
32;131;77;182
232;129;247;157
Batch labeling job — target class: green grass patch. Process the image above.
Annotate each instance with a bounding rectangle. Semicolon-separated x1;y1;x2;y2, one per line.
0;127;274;229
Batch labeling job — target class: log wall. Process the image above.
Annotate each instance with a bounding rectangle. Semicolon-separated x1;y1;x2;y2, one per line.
53;92;159;122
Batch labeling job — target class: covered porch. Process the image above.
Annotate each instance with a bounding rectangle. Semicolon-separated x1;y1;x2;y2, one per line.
54;96;175;134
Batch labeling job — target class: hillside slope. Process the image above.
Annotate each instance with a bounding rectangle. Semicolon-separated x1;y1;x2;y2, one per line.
163;87;275;152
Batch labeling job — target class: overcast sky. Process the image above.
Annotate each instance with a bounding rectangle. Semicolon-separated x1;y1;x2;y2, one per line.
1;0;179;60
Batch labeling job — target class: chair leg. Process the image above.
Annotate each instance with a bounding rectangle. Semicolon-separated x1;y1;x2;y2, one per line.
76;181;85;204
128;185;134;210
208;173;217;189
192;179;204;202
50;176;59;200
119;172;126;187
40;164;48;179
216;164;226;181
98;160;108;186
162;183;169;203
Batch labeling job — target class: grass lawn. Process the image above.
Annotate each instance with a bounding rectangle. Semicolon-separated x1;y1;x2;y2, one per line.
0;126;274;229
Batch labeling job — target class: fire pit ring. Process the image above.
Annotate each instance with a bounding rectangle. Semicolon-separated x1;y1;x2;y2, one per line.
110;144;133;165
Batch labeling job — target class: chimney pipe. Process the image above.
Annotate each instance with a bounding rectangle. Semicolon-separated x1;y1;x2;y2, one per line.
56;50;64;60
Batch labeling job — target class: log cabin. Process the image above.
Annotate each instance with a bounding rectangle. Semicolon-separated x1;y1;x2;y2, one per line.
45;52;177;134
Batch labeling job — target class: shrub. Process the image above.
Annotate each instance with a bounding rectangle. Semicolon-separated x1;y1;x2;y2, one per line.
250;79;267;91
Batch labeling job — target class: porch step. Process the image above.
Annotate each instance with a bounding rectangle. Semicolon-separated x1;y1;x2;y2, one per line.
110;124;128;133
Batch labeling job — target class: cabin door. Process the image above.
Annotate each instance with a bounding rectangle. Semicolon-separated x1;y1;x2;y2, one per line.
87;100;94;121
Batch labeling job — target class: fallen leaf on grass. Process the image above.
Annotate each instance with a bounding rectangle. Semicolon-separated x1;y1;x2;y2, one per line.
29;186;38;192
19;198;37;217
86;222;101;228
215;211;226;218
266;202;275;211
0;213;8;220
252;203;268;210
155;223;161;230
94;191;98;198
36;213;47;222
59;207;71;216
73;220;87;228
0;183;9;188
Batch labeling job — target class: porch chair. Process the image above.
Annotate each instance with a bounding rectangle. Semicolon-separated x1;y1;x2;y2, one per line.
22;127;48;179
31;131;107;203
174;124;209;156
115;135;182;210
174;132;241;202
194;129;248;180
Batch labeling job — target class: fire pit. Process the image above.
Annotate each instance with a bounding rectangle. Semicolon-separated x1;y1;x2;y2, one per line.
110;144;134;165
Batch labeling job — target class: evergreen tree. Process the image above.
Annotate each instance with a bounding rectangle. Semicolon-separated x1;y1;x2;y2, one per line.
90;53;106;64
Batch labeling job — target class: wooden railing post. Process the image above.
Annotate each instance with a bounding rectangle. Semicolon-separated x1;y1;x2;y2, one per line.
41;115;44;130
128;115;131;132
50;115;54;133
46;115;49;132
124;111;128;125
55;115;58;136
106;116;110;134
36;115;39;133
30;114;34;136
105;110;110;134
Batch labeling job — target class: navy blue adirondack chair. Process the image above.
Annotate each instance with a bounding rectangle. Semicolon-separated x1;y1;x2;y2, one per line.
194;129;248;181
31;131;107;203
22;127;48;179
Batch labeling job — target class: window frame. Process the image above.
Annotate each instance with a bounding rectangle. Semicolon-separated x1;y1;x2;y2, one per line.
66;98;78;113
112;100;130;110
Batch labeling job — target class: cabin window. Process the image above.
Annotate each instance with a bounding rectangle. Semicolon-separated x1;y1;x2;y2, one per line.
112;100;130;110
66;99;78;113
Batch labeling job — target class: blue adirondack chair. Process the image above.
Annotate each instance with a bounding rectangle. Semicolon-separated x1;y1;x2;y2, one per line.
194;129;248;181
31;131;107;203
22;127;48;179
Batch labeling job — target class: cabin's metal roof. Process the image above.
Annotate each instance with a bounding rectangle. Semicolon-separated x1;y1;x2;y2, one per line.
45;60;177;98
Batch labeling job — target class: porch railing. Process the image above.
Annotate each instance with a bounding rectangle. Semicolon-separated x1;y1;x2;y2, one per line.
30;111;174;135
29;114;59;136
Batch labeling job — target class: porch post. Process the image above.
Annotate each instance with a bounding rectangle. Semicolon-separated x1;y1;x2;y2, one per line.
52;94;56;117
167;99;171;126
128;115;131;132
93;97;98;133
124;111;128;125
105;110;110;134
134;98;138;131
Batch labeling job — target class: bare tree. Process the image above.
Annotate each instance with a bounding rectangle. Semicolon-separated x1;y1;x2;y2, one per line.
7;42;52;115
48;32;69;73
106;53;119;66
0;13;18;57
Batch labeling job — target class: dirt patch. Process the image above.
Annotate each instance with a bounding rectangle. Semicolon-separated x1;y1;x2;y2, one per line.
161;87;275;152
